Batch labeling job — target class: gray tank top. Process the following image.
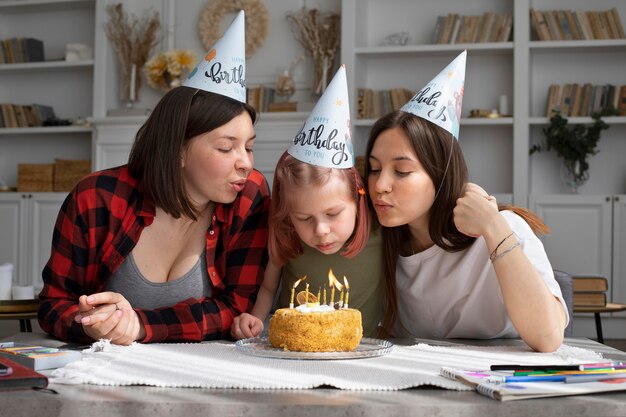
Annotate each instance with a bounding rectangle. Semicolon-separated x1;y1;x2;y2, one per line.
104;250;212;310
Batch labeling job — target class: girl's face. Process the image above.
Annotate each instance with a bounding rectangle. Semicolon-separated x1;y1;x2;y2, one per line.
367;127;436;230
287;173;357;255
182;112;255;207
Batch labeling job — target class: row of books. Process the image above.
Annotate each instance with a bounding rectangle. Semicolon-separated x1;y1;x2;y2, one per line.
433;12;513;45
0;103;56;128
357;88;415;120
546;84;626;118
0;37;45;64
245;86;299;113
573;276;608;308
531;8;625;41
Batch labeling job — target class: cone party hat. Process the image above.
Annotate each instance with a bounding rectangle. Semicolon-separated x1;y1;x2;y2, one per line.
183;10;246;103
400;50;466;139
287;65;354;168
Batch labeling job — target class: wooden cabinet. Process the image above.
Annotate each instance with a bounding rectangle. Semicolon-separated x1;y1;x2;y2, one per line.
0;193;64;291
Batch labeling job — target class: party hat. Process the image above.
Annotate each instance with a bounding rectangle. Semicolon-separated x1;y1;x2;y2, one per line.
183;10;246;102
288;65;354;168
400;50;466;140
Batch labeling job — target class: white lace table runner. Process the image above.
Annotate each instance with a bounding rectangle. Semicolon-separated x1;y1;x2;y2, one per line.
51;341;603;391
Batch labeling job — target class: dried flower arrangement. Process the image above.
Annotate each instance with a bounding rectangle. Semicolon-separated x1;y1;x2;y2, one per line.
105;4;160;103
286;8;340;95
144;50;197;91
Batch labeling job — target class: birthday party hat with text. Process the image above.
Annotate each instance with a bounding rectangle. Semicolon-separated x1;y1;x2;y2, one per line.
287;65;354;168
401;50;466;140
183;10;246;102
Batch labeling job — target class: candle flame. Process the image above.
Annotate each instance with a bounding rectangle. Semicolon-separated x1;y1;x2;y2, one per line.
328;269;336;287
343;276;349;289
293;275;307;289
334;279;344;291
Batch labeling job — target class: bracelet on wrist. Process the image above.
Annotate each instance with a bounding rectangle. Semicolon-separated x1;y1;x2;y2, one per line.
491;241;521;263
489;231;514;262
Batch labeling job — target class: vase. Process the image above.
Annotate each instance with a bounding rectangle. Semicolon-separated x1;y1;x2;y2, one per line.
560;160;588;193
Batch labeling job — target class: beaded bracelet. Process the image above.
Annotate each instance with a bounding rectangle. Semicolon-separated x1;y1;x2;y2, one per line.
489;232;514;262
491;241;521;263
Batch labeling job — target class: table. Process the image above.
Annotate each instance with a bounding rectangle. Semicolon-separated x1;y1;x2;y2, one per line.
1;333;626;417
574;303;626;343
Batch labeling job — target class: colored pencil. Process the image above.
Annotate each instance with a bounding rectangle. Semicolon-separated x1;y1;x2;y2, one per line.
565;373;626;384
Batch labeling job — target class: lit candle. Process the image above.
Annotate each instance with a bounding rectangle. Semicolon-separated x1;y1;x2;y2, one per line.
328;269;336;306
305;283;309;304
334;279;344;309
129;63;137;102
289;275;306;308
343;276;350;309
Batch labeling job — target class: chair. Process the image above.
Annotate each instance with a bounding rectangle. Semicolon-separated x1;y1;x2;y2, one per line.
553;269;574;337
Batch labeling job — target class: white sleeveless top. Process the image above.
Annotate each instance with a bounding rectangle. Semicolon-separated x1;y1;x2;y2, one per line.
394;210;568;339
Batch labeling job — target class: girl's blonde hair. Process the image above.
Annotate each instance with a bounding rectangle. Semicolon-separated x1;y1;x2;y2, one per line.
269;151;371;266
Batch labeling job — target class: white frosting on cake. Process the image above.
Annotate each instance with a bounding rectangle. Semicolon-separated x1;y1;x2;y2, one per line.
295;304;335;314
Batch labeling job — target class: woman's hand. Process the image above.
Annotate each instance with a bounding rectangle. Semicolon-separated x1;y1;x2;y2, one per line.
230;313;264;340
454;183;500;238
75;292;145;345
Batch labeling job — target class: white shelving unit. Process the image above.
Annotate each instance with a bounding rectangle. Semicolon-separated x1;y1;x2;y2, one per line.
0;0;96;187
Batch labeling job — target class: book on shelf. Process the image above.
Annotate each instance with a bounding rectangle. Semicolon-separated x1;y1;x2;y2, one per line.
573;292;607;308
531;9;552;41
0;357;48;392
0;342;82;371
573;276;608;293
546;84;560;117
440;366;626;401
618;85;626;116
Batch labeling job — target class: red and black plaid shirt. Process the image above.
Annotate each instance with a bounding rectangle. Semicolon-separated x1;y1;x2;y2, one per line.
38;165;269;343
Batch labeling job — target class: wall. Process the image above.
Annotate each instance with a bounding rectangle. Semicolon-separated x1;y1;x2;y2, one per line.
97;0;340;116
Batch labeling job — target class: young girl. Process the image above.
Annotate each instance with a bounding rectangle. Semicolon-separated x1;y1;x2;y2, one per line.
365;52;567;352
230;66;384;339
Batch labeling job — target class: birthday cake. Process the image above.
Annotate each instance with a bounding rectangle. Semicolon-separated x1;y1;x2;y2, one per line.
268;304;363;352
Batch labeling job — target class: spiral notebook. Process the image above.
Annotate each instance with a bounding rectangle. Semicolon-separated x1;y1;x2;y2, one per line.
440;367;626;401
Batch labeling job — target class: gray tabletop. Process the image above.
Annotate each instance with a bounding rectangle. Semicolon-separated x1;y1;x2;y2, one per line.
1;333;626;417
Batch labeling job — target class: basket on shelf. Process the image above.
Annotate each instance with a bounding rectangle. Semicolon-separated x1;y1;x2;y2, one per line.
53;159;91;192
17;163;54;192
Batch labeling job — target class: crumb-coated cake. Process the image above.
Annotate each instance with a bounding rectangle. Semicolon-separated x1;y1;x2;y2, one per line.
268;304;363;352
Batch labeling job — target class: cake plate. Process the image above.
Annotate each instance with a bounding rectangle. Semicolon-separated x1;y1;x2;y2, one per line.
235;337;393;360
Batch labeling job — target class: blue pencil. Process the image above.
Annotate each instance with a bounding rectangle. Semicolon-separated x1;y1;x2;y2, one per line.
489;374;568;383
489;373;616;383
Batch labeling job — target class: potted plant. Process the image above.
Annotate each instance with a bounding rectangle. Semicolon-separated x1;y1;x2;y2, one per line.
530;107;619;192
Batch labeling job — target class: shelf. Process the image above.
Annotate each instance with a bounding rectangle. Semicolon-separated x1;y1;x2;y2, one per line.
0;60;94;72
354;117;513;127
355;42;513;57
0;126;92;135
0;0;93;12
530;39;626;53
529;116;626;125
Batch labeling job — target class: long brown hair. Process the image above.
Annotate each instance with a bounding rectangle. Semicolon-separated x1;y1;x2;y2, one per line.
365;111;548;337
128;87;256;220
269;151;371;266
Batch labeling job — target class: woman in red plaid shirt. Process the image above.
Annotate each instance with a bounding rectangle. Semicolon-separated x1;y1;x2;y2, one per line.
38;11;270;345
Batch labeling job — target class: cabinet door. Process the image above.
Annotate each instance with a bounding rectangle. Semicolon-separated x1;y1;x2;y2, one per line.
0;194;26;283
613;195;626;305
25;193;65;290
529;194;612;280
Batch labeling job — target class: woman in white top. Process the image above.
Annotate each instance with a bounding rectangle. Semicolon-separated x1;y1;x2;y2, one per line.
365;111;568;352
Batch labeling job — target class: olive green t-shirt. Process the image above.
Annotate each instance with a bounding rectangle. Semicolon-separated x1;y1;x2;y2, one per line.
277;228;383;337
